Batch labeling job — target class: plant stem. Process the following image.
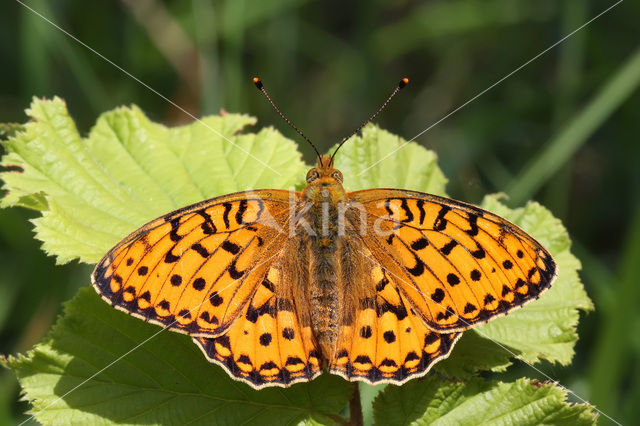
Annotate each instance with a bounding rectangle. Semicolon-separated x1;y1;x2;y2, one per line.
349;383;364;426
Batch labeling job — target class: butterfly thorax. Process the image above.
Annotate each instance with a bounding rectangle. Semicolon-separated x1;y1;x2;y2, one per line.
294;156;369;359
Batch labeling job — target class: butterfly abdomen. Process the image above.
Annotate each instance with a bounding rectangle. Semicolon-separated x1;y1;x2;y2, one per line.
301;181;374;361
301;180;351;359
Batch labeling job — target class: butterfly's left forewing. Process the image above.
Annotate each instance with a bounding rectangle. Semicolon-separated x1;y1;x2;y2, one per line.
351;189;557;333
92;190;293;337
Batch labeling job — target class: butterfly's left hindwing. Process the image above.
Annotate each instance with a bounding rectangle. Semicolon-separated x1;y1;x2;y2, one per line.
194;260;323;388
92;190;293;337
351;189;557;333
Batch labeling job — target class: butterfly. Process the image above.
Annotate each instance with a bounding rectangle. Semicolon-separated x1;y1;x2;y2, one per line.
92;78;556;389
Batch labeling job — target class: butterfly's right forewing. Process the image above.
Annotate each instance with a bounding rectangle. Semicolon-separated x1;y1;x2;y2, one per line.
92;190;294;338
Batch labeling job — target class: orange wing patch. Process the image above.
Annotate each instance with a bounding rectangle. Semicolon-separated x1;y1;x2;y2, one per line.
194;265;322;388
330;265;460;384
352;189;556;333
92;190;292;337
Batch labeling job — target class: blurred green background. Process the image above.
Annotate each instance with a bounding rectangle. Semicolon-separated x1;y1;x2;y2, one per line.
0;0;638;424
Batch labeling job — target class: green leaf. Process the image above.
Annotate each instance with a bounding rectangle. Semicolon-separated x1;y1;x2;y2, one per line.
0;98;307;264
5;288;351;425
372;376;596;425
434;330;515;377
0;122;25;140
330;124;448;195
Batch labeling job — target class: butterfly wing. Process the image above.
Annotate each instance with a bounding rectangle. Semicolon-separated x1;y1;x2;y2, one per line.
329;255;461;384
350;189;557;333
92;189;294;337
194;260;322;388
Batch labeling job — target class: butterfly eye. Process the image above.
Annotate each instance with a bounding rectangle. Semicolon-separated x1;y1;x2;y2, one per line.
306;169;320;183
331;171;343;183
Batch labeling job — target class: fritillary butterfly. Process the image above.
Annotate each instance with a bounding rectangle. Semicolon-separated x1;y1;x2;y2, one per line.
92;79;556;388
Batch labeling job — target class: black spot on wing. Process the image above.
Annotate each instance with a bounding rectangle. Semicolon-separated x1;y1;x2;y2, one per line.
407;253;425;276
191;243;209;258
376;277;389;292
472;247;485;259
400;199;414;223
262;277;275;292
433;206;450;231
411;238;429;251
384;199;394;217
221;240;241;255
200;312;219;325
440;240;457;255
446;273;460;286
197;209;217;235
259;332;272;346
379;358;397;367
376;301;408;320
228;260;244;279
383;330;396;343
165;251;180;263
282;328;295;340
277;299;294;311
360;326;373;338
209;291;223;306
416;199;426;225
235;200;248;224
169;217;182;242
245;302;276;323
424;332;439;345
222;202;232;228
466;214;479;236
193;277;206;291
436;306;455;321
431;288;445;303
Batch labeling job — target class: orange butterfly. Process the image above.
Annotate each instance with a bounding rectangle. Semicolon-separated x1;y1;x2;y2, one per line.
92;78;556;388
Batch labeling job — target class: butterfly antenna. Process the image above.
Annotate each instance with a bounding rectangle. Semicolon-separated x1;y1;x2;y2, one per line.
331;78;409;163
253;77;323;164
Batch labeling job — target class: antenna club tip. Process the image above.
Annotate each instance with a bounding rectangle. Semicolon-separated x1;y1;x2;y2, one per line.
399;77;409;88
252;77;263;89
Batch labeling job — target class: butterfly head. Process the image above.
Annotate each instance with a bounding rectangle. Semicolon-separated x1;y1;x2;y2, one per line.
306;154;343;184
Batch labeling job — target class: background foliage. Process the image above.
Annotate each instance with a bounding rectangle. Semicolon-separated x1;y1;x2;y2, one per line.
0;0;638;424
